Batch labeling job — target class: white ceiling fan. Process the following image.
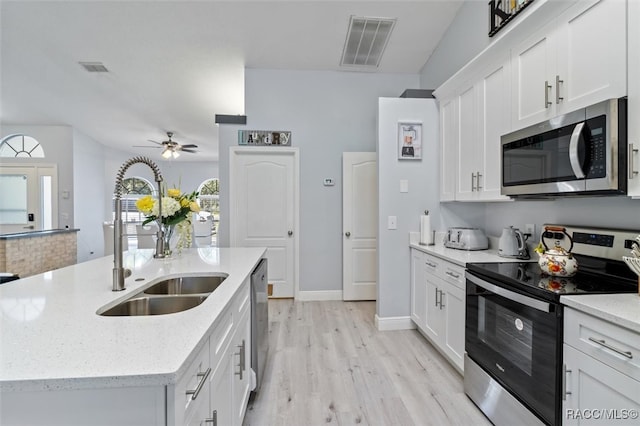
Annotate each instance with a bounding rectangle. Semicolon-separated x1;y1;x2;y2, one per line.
134;132;198;159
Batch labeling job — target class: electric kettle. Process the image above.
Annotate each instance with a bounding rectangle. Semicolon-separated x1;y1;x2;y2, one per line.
498;226;525;258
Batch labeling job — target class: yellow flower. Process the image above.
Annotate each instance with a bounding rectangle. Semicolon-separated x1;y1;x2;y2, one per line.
167;188;181;198
189;201;200;213
180;198;190;208
135;195;155;214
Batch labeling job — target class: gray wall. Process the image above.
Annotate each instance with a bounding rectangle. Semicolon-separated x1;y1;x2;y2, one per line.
73;128;106;262
420;0;640;247
218;69;419;294
377;97;439;318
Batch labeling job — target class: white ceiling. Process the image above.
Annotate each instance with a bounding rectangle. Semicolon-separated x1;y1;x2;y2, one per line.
1;0;462;161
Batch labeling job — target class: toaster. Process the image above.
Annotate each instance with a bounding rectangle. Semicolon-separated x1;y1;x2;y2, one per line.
444;227;489;250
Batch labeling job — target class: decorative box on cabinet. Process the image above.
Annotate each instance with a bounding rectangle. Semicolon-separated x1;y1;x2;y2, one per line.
511;0;626;130
410;248;465;373
562;308;640;425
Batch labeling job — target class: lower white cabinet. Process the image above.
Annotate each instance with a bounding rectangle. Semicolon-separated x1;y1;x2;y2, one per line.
410;248;465;373
563;308;640;425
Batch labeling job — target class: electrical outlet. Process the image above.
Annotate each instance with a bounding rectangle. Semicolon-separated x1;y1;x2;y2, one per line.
525;224;536;237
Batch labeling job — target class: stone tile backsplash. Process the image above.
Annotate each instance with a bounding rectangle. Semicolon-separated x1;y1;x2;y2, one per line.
0;233;77;278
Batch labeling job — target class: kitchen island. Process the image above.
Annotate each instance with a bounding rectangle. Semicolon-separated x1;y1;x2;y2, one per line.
0;247;265;425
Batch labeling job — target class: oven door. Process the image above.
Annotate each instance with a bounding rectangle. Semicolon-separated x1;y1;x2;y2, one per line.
465;271;562;425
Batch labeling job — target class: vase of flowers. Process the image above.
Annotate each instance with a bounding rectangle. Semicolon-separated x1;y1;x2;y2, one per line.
135;186;200;256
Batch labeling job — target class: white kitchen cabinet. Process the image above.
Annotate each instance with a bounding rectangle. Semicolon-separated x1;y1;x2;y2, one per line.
410;249;465;373
439;96;458;202
563;308;640;425
512;0;626;130
455;82;478;201
475;57;511;201
410;249;427;328
628;0;640;197
232;308;252;426
438;56;511;203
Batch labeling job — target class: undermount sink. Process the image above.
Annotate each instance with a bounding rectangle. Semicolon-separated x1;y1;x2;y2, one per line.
100;295;208;316
143;275;227;295
98;275;228;317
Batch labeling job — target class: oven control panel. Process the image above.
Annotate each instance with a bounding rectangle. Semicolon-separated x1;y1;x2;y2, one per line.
542;224;639;260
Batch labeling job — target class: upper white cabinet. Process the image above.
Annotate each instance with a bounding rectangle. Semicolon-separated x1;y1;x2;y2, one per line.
628;0;640;197
439;96;458;201
438;55;511;202
512;0;627;130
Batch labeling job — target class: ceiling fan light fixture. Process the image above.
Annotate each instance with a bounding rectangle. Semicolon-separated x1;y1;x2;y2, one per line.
161;148;172;159
172;150;180;159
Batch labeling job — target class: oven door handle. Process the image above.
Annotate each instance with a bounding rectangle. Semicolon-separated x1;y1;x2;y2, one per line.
466;273;552;313
569;122;586;179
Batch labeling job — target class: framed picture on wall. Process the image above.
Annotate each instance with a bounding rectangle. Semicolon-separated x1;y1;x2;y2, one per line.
398;122;422;160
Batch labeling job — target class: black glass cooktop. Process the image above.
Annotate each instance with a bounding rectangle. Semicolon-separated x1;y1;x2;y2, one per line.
467;254;638;302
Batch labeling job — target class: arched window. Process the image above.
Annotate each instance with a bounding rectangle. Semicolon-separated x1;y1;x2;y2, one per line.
0;134;45;158
112;177;155;222
197;178;219;217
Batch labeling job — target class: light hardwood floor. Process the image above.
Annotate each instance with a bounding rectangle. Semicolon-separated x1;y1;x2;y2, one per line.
243;300;491;426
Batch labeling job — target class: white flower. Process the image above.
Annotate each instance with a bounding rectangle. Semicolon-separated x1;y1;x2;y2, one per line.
151;196;181;218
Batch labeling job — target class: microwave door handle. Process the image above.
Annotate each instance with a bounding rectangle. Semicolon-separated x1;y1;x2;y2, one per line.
466;273;552;313
569;122;586;179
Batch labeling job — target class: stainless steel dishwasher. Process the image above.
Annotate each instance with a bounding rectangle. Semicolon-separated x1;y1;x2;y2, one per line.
250;258;268;396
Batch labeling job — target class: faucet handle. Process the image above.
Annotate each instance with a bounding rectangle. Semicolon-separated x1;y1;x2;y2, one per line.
124;268;132;278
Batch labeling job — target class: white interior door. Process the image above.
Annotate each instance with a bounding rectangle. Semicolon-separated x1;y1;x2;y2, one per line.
0;166;38;234
342;152;377;301
230;148;298;298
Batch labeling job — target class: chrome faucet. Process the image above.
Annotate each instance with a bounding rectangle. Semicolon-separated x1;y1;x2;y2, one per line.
112;156;164;291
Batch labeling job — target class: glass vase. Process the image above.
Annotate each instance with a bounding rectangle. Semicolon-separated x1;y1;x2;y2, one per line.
161;224;175;257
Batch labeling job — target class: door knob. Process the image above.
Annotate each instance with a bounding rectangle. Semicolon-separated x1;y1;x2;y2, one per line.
345;231;351;237
288;230;293;236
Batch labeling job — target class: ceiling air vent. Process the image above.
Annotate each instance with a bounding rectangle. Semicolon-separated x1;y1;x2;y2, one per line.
340;16;396;70
79;62;109;73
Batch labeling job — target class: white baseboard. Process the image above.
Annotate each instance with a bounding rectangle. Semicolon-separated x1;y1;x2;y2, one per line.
374;315;416;331
296;290;343;301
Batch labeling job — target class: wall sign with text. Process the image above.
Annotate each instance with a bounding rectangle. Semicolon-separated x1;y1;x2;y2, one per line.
238;130;292;146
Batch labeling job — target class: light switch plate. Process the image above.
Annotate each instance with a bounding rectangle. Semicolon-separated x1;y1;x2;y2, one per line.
388;216;397;230
400;180;409;193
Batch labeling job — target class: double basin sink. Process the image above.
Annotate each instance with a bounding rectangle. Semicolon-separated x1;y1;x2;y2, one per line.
98;275;227;317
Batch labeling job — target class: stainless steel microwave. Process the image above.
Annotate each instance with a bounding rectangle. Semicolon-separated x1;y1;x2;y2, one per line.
501;97;627;198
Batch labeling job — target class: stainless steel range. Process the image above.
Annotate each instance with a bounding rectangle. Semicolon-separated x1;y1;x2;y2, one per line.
464;225;638;426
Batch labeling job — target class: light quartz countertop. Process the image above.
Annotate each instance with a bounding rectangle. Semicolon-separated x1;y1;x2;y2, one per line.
0;247;265;392
409;232;640;332
561;293;640;333
409;232;533;267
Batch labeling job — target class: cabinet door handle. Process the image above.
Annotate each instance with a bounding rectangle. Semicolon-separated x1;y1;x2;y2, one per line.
425;261;437;268
205;410;217;425
629;144;639;180
476;172;482;190
434;288;439;307
235;339;246;379
471;172;476;191
563;364;571;400
544;81;552;108
588;337;633;359
446;271;460;279
555;75;564;104
439;289;445;310
185;367;211;400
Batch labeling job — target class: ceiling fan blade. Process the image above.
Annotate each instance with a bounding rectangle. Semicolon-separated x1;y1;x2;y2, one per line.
181;148;197;153
133;145;161;148
180;144;198;149
147;139;164;145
